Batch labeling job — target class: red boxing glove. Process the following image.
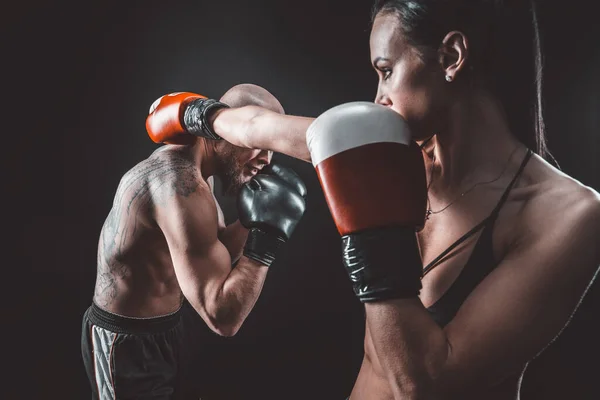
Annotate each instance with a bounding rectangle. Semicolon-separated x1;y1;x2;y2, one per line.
146;92;228;144
307;102;427;235
306;102;427;302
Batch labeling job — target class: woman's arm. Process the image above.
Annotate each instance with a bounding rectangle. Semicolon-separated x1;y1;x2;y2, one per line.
365;185;600;399
211;106;314;163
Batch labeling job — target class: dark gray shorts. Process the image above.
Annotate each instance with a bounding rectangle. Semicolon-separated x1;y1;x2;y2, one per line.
81;303;184;399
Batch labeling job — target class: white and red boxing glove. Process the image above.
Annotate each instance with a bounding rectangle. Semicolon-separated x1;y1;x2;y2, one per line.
145;92;229;144
307;102;427;302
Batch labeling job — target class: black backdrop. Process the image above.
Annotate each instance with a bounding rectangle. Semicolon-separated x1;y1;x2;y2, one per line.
7;1;599;399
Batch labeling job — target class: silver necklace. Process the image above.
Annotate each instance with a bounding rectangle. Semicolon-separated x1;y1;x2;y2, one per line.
424;146;519;220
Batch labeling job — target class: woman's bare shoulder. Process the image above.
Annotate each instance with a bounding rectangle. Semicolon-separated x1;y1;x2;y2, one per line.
520;154;600;240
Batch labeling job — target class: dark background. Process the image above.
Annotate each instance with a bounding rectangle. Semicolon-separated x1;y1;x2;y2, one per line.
7;0;599;399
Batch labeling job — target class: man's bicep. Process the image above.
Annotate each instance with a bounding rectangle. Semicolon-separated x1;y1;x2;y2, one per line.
155;190;232;307
156;187;218;250
442;208;600;388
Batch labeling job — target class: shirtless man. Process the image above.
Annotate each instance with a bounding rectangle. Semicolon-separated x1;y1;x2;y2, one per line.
81;84;306;399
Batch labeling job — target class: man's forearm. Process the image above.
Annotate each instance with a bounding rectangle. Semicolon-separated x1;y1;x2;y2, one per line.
365;299;450;399
212;106;314;162
211;256;269;336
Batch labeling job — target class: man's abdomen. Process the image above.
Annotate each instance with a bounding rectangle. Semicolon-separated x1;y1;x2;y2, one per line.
93;270;182;318
93;216;183;318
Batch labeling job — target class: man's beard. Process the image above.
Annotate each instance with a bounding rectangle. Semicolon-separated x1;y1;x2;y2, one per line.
216;149;246;197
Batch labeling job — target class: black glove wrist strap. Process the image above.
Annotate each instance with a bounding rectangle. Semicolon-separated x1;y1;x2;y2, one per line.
243;228;286;267
342;226;423;303
183;98;229;140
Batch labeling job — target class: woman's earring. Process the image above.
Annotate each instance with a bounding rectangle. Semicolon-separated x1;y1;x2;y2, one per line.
445;75;453;82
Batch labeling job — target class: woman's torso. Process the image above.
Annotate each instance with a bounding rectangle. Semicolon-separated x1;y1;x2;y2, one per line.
352;147;560;399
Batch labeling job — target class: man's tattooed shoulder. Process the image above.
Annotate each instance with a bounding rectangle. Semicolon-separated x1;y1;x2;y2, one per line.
143;151;204;205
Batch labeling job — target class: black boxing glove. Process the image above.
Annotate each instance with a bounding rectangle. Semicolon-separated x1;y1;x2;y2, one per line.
259;163;308;199
238;164;307;266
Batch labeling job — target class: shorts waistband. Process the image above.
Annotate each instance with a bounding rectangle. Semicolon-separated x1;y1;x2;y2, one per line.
87;302;182;334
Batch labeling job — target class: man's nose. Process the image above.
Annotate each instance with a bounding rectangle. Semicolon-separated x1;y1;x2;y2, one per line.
257;149;272;165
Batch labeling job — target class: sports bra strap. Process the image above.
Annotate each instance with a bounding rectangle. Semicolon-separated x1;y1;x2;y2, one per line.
421;148;533;277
